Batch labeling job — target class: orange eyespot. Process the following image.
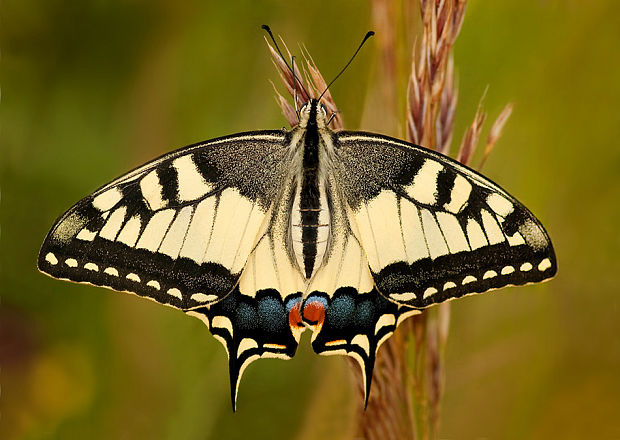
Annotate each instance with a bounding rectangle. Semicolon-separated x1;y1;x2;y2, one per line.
302;300;326;326
288;301;304;328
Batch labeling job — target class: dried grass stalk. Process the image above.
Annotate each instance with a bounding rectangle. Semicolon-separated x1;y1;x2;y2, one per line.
266;39;343;130
479;103;514;170
370;0;399;117
266;2;511;436
363;0;512;439
456;99;486;164
436;56;458;155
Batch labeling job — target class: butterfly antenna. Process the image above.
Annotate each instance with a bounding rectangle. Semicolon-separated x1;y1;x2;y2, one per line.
319;31;374;101
262;25;311;99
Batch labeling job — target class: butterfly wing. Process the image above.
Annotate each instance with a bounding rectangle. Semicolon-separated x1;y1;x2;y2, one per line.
302;131;557;404
334;131;557;308
38;131;293;309
304;286;419;407
38;129;310;410
189;288;303;411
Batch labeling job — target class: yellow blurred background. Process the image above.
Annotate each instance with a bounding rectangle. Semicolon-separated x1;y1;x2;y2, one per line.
2;1;619;438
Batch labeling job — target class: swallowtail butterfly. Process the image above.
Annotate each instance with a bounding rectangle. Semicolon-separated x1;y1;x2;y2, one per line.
38;30;556;410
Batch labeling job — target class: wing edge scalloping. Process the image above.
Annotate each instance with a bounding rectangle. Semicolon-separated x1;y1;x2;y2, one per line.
305;287;423;407
38;200;277;310
379;273;557;310
35;264;206;311
373;252;557;309
366;192;558;308
189;288;304;411
37;248;230;309
348;191;557;308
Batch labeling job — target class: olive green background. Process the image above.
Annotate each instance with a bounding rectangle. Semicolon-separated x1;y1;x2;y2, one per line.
2;1;619;439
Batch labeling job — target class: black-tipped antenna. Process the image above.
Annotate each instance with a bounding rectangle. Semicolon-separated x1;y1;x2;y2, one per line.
319;31;375;101
262;25;310;98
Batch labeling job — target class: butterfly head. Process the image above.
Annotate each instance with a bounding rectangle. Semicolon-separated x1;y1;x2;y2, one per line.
299;99;328;129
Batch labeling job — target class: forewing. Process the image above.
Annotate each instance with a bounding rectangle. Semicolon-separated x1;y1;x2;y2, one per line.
335;131;557;308
38;131;291;310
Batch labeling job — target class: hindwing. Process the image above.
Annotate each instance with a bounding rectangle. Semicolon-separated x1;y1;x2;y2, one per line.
189;287;302;411
296;172;421;404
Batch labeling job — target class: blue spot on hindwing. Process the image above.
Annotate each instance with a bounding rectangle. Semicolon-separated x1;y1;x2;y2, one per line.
326;294;355;329
236;301;257;331
257;295;286;332
355;300;374;328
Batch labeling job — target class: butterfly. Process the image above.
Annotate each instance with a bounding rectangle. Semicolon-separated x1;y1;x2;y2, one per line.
38;30;556;411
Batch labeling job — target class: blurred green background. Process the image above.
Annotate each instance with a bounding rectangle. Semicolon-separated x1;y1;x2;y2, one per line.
2;1;619;439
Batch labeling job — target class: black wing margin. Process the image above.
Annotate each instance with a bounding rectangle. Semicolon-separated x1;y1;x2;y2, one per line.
38;130;290;310
334;131;557;309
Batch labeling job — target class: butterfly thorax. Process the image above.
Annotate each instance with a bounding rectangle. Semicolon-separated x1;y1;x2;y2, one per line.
291;100;331;279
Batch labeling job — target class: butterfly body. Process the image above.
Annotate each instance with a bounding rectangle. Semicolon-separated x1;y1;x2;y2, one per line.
291;100;331;279
39;98;556;410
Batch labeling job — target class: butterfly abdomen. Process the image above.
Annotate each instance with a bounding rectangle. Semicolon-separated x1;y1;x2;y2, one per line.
291;170;330;279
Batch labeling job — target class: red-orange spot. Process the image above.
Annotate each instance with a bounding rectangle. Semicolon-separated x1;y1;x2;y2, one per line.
302;301;326;326
288;302;304;329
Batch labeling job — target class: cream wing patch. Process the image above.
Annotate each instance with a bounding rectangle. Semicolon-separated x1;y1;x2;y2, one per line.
159;206;194;258
139;170;166;211
353;191;408;272
404;159;443;205
136;209;176;251
400;200;429;263
179;197;217;262
203;188;263;271
117;215;142;247
444;174;472;214
420;209;449;259
309;233;374;297
238;235;306;299
173;155;214;202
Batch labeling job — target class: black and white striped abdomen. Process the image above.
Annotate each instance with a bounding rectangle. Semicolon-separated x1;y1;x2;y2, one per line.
291;183;330;279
